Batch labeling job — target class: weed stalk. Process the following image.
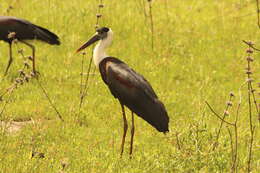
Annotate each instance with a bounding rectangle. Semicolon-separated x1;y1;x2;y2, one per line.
148;0;154;50
244;42;256;173
212;92;234;150
206;100;239;172
78;0;103;114
256;0;260;29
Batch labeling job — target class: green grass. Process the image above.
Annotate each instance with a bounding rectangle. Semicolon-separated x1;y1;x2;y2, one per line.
0;0;259;172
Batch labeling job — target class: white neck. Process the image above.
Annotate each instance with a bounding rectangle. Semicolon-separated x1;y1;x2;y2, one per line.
93;41;108;67
93;30;113;67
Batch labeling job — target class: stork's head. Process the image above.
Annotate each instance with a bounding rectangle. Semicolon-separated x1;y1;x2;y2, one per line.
76;27;113;53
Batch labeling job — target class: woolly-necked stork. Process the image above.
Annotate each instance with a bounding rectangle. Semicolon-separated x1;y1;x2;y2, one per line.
76;27;169;156
0;16;60;75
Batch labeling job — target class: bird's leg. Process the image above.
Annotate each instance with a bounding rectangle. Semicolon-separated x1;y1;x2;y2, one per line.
129;111;135;157
19;40;37;75
120;103;128;157
4;42;13;75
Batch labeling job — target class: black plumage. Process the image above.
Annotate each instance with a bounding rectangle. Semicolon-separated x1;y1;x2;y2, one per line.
99;57;169;133
0;16;60;74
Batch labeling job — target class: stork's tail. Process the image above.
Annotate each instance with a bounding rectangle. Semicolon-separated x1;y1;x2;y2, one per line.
33;25;60;45
151;99;169;133
134;98;169;133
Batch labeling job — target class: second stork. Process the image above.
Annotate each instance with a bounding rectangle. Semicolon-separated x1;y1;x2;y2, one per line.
76;27;169;156
0;16;60;75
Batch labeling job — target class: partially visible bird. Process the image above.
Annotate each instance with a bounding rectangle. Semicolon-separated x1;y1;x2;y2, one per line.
0;16;60;75
76;27;169;156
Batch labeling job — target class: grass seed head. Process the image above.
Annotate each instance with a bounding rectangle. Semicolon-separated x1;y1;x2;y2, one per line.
98;4;104;8
24;75;30;82
18;70;25;76
61;158;69;169
246;70;252;75
246;41;254;46
246;48;253;54
246;57;254;62
23;61;30;68
246;78;254;82
227;101;233;106
15;78;22;84
224;110;229;116
28;56;33;61
230;92;235;97
30;72;36;77
96;14;102;18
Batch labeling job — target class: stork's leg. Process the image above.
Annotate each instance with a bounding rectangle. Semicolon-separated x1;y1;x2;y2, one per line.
20;40;36;74
4;43;13;75
129;111;135;157
120;103;128;156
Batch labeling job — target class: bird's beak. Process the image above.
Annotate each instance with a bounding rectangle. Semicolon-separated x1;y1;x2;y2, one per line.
76;34;101;53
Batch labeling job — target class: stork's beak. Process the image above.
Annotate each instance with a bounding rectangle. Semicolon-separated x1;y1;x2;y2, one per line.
76;34;101;53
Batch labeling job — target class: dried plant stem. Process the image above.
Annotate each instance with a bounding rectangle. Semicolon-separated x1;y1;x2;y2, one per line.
247;126;255;173
0;43;34;119
36;79;64;122
227;127;234;163
242;40;259;124
79;53;85;97
148;0;154;50
242;40;260;51
246;51;255;173
231;86;243;173
213;94;234;150
0;95;11;118
0;83;16;99
175;132;181;150
205;101;234;126
78;53;86;111
95;0;104;29
249;83;259;123
79;56;93;111
247;83;253;133
78;0;103;114
232;124;238;173
206;100;239;172
256;0;260;29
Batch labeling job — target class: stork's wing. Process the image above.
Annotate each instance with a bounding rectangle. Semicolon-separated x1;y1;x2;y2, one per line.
99;57;157;100
99;57;169;132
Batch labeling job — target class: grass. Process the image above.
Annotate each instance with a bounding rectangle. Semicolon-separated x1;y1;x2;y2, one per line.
0;0;260;172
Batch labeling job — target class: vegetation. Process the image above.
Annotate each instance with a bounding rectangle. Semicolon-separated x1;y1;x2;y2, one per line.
0;0;259;172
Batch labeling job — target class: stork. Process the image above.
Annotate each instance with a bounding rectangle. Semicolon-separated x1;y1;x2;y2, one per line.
0;16;60;75
76;27;169;156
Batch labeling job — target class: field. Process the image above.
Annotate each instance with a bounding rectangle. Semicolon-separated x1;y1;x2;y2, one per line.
0;0;259;172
